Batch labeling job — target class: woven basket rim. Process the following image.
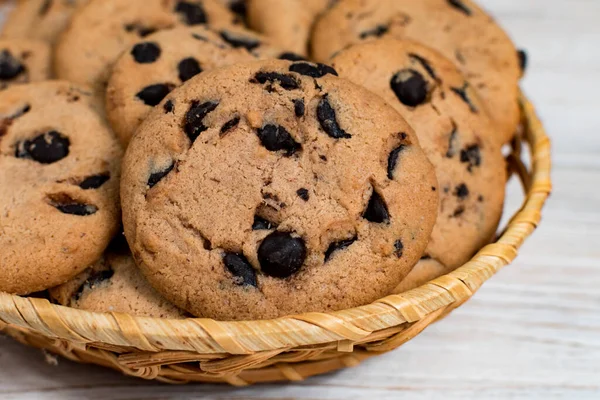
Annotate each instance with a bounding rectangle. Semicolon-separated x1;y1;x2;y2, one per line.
0;92;552;356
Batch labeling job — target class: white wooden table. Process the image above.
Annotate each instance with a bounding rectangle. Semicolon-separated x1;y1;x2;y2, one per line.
1;0;599;399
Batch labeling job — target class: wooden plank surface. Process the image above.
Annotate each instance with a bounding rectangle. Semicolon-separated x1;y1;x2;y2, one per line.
1;0;599;399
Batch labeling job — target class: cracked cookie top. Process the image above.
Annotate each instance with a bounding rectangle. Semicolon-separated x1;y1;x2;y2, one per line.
121;59;438;320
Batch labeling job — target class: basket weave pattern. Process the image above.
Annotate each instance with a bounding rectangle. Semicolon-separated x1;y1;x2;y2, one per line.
0;94;551;385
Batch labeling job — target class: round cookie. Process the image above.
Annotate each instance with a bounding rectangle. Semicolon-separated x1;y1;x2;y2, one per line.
1;0;89;45
247;0;334;56
331;39;506;290
106;25;300;146
312;0;521;144
0;81;122;295
54;0;236;94
0;39;51;90
49;234;186;319
121;59;439;320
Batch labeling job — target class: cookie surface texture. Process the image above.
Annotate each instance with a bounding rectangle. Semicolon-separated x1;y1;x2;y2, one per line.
0;39;51;89
312;0;521;143
0;81;122;294
54;0;236;93
331;39;506;290
121;59;439;320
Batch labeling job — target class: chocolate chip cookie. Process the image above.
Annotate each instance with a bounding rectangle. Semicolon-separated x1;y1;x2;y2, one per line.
49;233;186;318
121;59;439;320
0;81;123;295
54;0;236;94
0;39;51;89
247;0;334;56
106;25;296;146
312;0;521;144
1;0;89;45
331;39;506;290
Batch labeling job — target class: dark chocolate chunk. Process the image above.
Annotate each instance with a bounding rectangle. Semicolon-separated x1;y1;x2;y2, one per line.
289;62;338;78
293;99;305;117
446;122;458;158
0;50;25;80
220;116;240;135
453;205;465;217
147;162;175;188
409;53;438;80
258;231;307;278
460;144;481;171
447;0;472;16
390;69;429;107
325;236;357;262
136;83;175;106
130;42;161;63
518;49;528;73
74;268;115;301
296;188;309;201
317;96;351;139
363;188;390;223
184;100;219;142
79;174;110;190
175;1;207;25
219;30;260;51
15;131;69;164
223;253;258;287
54;203;98;216
164;100;175;113
279;52;307;61
451;84;478;113
252;216;275;231
387;144;406;180
228;0;247;20
178;57;202;82
360;24;389;39
256;124;301;156
251;71;300;90
454;183;469;199
394;240;404;258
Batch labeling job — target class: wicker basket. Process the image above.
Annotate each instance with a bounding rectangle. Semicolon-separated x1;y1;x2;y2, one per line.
0;93;551;385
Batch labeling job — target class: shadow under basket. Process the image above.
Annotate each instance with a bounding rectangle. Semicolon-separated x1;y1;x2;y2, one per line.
0;93;552;386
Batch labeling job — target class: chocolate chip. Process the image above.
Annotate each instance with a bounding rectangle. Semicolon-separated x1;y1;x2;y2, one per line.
317;96;351;139
219;30;261;51
251;71;300;90
184;100;219;142
79;174;110;190
136;83;175;106
148;162;175;188
0;50;25;80
289;62;338;78
390;69;429;107
256;124;301;156
39;0;51;16
518;49;528;73
394;240;404;258
447;0;472;16
409;53;437;80
8;104;31;119
223;253;258;287
454;183;469;199
453;206;465;217
325;236;357;262
51;198;98;216
293;99;305;117
279;52;307;61
175;1;207;25
74;268;115;301
460;144;481;171
296;188;309;201
228;0;247;20
363;188;390;223
258;231;307;278
360;25;389;39
164;100;174;113
178;57;202;82
446;122;458;158
220;116;240;135
451;84;478;113
16;131;69;164
130;42;161;63
387;144;406;180
252;216;275;230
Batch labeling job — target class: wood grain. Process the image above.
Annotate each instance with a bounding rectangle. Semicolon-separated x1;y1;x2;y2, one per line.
1;0;599;399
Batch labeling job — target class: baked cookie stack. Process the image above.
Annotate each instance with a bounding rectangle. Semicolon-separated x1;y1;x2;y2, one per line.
0;0;524;321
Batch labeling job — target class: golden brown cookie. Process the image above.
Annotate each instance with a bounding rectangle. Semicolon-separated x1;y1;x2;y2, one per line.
121;59;439;320
312;0;521;143
331;39;506;290
0;81;122;294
